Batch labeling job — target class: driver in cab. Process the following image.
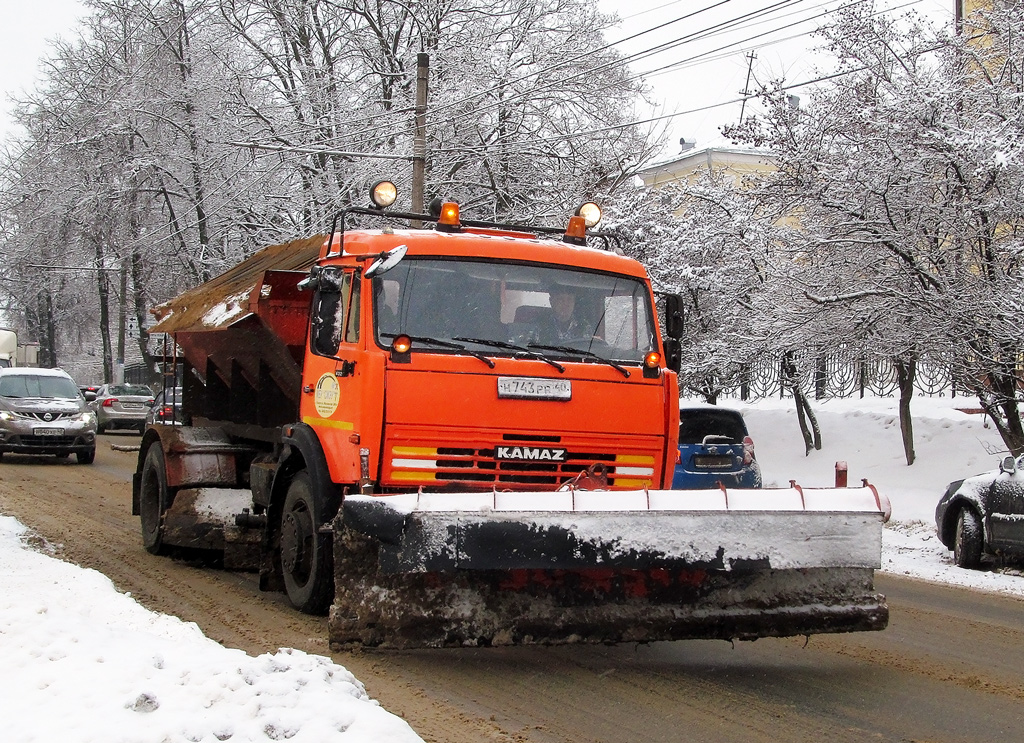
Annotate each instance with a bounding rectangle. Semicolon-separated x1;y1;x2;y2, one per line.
546;285;585;342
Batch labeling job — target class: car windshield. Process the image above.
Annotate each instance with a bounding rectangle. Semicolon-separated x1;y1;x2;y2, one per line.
0;375;80;400
372;258;656;363
109;385;153;396
679;410;747;444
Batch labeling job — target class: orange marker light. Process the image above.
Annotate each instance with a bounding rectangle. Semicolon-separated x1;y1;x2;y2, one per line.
392;335;412;354
644;351;661;368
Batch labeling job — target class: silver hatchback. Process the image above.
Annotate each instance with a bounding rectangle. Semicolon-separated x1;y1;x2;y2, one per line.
0;368;97;464
92;383;155;433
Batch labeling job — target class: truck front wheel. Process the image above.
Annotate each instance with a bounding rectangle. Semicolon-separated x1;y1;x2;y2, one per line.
280;470;334;614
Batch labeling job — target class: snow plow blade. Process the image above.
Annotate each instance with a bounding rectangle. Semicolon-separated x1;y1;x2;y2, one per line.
328;485;890;649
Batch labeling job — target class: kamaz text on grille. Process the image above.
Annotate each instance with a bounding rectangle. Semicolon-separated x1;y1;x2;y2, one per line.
495;446;567;462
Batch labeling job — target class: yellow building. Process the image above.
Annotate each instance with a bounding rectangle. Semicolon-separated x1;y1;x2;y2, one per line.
636;141;776;190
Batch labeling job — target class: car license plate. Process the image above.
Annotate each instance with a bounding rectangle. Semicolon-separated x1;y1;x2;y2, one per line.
497;377;571;400
121;403;143;410
35;428;64;436
694;455;733;469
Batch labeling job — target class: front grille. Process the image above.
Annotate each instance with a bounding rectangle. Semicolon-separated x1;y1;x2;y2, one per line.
388;435;656;490
12;411;77;422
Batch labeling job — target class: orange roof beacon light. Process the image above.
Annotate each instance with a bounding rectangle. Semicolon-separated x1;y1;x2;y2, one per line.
576;201;603;228
370;180;398;209
563;215;587;246
436;201;461;232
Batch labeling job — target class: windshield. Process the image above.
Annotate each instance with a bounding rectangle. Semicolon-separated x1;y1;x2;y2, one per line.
373;258;656;363
0;375;81;399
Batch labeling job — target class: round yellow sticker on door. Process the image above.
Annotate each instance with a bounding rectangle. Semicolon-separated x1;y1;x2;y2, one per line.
314;373;340;417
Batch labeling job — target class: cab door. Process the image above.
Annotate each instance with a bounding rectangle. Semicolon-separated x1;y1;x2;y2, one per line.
301;267;364;484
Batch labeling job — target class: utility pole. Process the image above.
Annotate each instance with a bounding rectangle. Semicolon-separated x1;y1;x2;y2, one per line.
411;53;429;219
738;51;757;124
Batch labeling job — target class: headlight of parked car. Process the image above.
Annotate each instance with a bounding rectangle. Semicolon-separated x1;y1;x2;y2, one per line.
0;411;12;421
76;411;96;425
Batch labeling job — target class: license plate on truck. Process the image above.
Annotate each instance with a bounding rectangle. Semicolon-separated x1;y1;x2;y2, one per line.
35;428;64;436
497;377;571;400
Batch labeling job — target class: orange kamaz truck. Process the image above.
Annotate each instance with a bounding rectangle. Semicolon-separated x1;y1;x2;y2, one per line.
134;182;890;648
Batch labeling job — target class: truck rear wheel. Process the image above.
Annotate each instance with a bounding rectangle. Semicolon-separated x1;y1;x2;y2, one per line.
139;444;171;555
280;470;334;614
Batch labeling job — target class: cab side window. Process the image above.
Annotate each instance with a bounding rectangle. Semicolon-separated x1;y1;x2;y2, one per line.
345;277;361;344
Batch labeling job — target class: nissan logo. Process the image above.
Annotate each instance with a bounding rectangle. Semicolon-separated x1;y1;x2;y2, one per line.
43;412;53;421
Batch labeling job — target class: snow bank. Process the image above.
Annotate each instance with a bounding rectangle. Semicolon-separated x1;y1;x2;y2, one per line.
0;516;423;743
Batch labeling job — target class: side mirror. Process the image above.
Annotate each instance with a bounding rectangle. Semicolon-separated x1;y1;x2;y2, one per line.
84;391;96;402
1000;455;1017;474
663;293;685;340
365;244;408;278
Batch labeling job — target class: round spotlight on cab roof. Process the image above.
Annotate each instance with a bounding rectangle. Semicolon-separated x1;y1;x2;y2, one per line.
370;180;398;209
576;202;602;228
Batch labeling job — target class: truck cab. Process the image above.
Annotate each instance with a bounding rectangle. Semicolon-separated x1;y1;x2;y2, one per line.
301;225;680;495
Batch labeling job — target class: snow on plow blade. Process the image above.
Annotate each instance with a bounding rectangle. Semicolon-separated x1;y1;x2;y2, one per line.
329;485;891;649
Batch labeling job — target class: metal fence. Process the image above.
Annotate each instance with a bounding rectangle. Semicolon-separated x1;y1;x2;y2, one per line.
700;351;965;401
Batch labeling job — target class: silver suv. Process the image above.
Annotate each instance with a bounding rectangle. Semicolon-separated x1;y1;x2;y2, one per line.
0;368;97;464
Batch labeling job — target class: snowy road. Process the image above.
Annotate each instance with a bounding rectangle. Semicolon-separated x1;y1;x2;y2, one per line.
1;432;1023;742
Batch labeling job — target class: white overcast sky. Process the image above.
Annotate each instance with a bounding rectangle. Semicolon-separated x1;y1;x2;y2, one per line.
0;0;85;137
0;0;956;157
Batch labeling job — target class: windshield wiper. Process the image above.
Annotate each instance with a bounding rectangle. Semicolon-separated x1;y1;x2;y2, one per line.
528;343;631;378
380;333;495;369
453;337;565;373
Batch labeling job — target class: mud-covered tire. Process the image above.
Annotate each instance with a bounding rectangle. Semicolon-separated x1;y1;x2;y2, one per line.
139;444;171;555
954;507;983;569
76;447;95;464
280;470;334;614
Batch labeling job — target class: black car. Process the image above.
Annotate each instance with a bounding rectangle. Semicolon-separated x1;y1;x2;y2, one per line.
935;454;1024;568
146;386;183;426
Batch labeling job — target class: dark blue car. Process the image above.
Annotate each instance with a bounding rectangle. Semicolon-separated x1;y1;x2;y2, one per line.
673;406;762;490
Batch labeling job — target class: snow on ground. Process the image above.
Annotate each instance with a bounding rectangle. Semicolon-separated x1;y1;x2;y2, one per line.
1;395;1023;742
0;515;423;743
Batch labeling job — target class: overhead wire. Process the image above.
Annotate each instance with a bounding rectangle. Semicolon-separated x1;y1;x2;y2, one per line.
237;0;903;159
229;0;814;158
424;0;931;161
